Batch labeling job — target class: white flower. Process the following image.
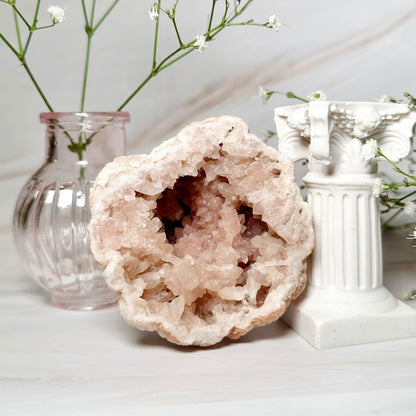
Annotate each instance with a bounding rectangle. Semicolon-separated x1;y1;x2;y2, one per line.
47;5;65;24
258;85;269;104
404;201;416;217
371;177;383;197
194;34;208;52
361;139;379;160
267;15;282;31
376;94;390;103
149;5;159;21
407;228;416;240
307;90;327;101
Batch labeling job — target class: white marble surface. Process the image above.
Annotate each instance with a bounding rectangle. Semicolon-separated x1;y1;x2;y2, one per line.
2;2;416;414
1;220;416;415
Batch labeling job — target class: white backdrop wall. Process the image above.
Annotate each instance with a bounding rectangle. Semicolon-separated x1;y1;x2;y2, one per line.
1;0;416;233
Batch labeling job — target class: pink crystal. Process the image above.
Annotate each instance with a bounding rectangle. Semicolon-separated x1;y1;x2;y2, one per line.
89;116;314;346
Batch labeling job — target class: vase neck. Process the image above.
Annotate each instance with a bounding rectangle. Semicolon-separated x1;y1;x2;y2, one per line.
42;112;128;174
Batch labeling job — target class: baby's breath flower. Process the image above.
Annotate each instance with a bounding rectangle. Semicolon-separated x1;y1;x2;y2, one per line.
404;201;416;217
371;177;383;197
149;4;159;21
258;85;270;103
406;228;416;240
194;34;208;52
307;90;327;101
404;92;416;110
361;139;379;161
267;14;282;31
376;94;391;103
47;5;65;24
403;289;416;300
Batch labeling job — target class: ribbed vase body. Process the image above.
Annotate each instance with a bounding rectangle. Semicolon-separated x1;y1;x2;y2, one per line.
13;112;129;310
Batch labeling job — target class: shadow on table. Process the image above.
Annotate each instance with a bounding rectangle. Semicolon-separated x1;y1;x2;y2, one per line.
136;320;291;352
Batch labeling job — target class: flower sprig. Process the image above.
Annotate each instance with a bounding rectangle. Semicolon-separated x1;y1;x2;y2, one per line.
0;0;66;111
258;86;308;104
0;0;281;114
403;289;416;301
117;0;280;111
257;87;327;141
360;139;416;227
361;141;416;298
1;0;281;171
258;86;328;104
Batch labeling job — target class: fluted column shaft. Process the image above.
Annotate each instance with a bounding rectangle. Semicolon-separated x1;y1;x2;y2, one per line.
305;174;382;293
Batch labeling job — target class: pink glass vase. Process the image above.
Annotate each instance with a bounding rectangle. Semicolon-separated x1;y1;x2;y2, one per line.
13;112;129;310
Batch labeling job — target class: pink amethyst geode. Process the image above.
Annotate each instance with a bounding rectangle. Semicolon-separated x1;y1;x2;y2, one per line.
88;116;314;346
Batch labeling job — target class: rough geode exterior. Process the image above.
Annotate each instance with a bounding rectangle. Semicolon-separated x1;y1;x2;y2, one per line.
89;116;314;346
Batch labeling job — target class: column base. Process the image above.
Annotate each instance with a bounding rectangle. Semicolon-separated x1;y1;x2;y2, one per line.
283;286;416;349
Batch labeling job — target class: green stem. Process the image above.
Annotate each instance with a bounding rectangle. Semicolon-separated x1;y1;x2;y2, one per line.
157;48;194;71
33;24;56;30
13;8;23;54
80;0;119;111
381;189;416;228
80;34;92;112
289;95;308;103
11;4;31;30
171;17;184;47
385;181;416;191
384;188;416;208
1;1;53;112
209;0;253;38
283;91;308;102
404;92;416;108
155;47;182;71
23;31;33;56
93;0;119;32
118;44;190;111
379;152;416;181
152;0;162;70
168;0;183;45
21;59;54;111
208;0;217;32
382;208;403;229
117;72;154;111
117;0;257;110
81;0;89;23
0;31;20;58
32;0;41;26
221;0;230;23
90;0;96;27
80;0;97;112
233;0;239;13
23;1;41;59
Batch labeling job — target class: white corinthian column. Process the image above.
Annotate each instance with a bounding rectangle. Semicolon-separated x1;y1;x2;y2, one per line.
275;101;416;349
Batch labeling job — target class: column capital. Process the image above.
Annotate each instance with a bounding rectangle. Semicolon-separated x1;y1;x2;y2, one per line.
275;101;416;175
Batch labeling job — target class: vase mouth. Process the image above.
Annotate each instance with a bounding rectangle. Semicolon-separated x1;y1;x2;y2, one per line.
40;111;130;124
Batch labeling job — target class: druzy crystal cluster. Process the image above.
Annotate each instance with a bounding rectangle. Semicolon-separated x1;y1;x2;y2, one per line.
88;116;314;346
